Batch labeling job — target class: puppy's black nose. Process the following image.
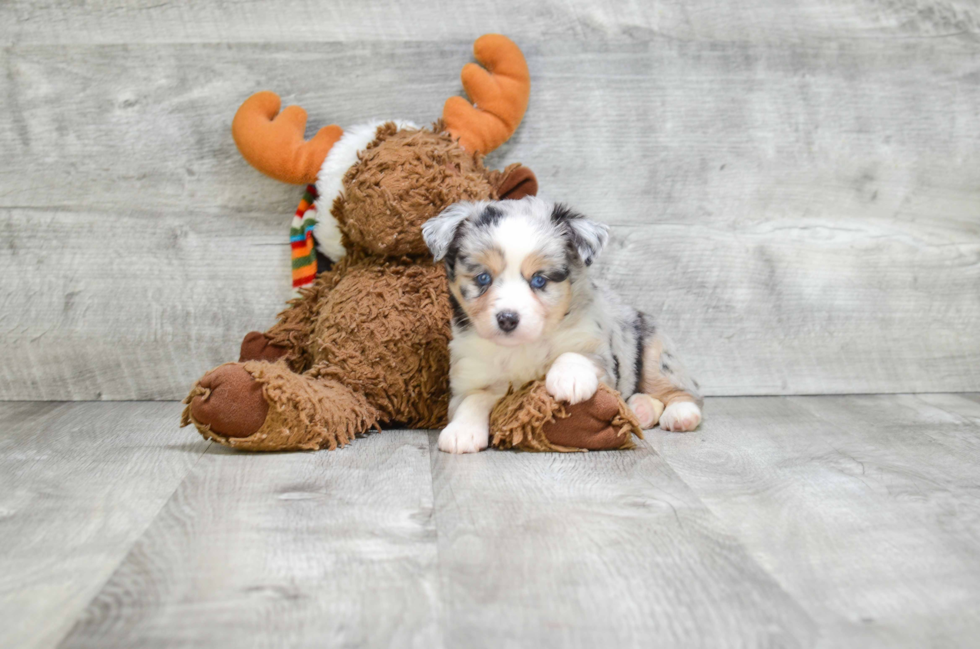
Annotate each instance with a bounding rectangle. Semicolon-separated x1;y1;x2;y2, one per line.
496;311;520;332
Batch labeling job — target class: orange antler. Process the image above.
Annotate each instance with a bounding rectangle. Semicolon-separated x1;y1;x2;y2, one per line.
231;91;344;185
443;34;531;155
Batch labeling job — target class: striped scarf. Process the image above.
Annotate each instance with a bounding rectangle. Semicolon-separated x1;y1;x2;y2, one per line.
290;184;320;292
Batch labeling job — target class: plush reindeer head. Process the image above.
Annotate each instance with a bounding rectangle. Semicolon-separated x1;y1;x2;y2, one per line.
231;34;538;260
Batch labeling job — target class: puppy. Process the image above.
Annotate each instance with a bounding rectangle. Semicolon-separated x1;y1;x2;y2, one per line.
422;196;703;454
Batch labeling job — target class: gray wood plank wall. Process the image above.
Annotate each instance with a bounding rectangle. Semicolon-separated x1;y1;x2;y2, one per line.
1;2;978;400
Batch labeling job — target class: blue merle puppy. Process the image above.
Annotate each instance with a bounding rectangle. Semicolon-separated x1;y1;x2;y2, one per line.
423;196;703;454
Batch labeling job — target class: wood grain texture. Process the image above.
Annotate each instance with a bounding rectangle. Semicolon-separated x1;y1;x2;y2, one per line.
59;430;439;649
2;0;978;45
650;395;980;648
946;392;980;411
0;208;290;400
3;396;979;645
2;35;978;399
0;401;206;649
428;433;818;648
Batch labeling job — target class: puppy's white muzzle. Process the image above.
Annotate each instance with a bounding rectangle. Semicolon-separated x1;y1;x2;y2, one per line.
488;280;545;345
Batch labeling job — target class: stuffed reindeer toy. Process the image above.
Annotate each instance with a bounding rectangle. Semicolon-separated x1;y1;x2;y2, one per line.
181;34;643;452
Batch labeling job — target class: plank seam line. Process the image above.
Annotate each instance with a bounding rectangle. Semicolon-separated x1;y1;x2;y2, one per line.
52;440;214;649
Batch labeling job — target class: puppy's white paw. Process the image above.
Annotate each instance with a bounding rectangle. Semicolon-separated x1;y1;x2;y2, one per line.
546;353;600;405
659;401;702;432
438;420;489;454
627;394;665;430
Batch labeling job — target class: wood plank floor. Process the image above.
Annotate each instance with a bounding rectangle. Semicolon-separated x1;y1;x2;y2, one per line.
2;395;978;648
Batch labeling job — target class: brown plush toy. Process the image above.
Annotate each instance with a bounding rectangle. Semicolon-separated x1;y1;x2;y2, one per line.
181;34;643;452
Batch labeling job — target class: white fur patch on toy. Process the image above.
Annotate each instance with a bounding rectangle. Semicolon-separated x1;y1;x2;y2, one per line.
314;120;419;262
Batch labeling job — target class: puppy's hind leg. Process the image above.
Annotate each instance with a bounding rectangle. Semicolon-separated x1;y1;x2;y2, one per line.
637;330;703;432
627;393;665;430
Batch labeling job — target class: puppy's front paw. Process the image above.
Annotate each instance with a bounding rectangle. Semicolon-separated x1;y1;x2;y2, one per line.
438;420;489;454
546;353;599;405
659;401;702;432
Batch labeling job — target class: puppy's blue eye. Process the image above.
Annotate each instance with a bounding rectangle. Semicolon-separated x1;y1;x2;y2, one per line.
475;272;492;287
530;274;547;289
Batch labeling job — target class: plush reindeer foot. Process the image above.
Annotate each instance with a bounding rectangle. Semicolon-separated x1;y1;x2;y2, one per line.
239;331;289;363
182;361;380;452
182;363;269;439
490;381;642;452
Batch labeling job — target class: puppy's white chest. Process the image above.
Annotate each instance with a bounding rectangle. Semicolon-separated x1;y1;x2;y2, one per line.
449;323;603;397
450;336;555;394
492;344;555;384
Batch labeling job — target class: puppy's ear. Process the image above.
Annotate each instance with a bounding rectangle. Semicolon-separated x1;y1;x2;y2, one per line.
550;203;609;266
422;202;479;261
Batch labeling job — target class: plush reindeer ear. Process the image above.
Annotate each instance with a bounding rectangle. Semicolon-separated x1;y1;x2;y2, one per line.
550;203;609;266
422;202;482;261
496;165;538;200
